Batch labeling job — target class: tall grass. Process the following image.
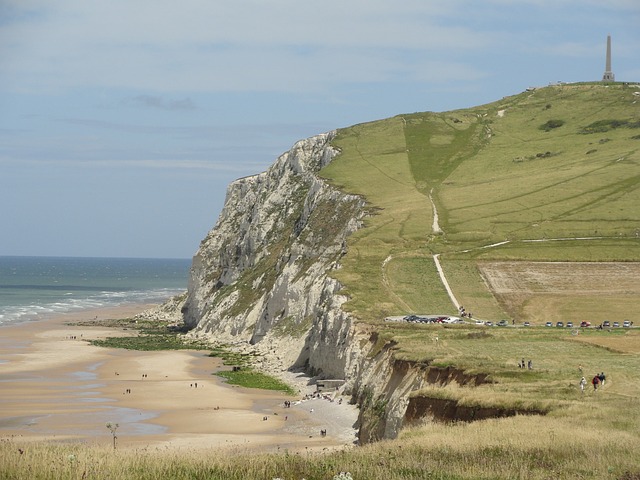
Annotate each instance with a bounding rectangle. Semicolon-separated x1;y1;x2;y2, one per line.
3;411;639;480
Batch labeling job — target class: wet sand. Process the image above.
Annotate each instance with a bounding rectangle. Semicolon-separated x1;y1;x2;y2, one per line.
0;305;358;452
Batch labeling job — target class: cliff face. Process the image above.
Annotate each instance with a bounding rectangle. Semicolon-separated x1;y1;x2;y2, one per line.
183;132;367;378
348;339;497;443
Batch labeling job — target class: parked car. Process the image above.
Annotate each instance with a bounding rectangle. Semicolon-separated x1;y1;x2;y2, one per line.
442;316;463;324
623;320;631;328
613;322;620;328
603;321;611;327
556;321;564;328
497;320;508;327
545;322;553;327
580;321;591;327
566;322;573;328
485;321;493;326
523;321;531;327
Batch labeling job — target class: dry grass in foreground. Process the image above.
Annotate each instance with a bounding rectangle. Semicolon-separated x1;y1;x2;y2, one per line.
2;406;640;480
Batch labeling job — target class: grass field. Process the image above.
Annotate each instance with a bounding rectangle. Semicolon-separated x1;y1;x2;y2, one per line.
318;82;640;478
322;83;640;324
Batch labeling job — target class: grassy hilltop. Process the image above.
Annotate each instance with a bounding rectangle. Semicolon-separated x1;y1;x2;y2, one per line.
315;82;640;478
322;82;640;324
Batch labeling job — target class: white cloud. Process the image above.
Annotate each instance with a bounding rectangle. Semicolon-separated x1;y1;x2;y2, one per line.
124;95;196;110
547;42;601;58
0;1;495;93
0;152;268;173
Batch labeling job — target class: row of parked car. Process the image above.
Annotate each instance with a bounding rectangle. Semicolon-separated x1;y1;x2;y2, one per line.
544;320;632;328
402;315;464;324
400;315;633;328
479;319;510;327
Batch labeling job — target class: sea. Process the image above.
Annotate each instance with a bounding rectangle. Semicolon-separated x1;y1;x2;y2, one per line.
0;256;191;327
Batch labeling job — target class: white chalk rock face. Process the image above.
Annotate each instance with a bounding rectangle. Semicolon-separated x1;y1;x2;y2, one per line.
183;132;367;379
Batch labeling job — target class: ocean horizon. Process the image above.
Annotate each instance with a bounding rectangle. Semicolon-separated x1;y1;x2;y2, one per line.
0;256;191;326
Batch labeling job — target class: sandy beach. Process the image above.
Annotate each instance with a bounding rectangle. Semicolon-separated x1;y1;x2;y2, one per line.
0;305;358;452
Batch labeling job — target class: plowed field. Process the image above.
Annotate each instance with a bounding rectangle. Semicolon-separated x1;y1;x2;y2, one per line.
478;262;640;324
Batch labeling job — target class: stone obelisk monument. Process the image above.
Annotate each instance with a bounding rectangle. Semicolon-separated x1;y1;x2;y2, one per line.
602;35;615;82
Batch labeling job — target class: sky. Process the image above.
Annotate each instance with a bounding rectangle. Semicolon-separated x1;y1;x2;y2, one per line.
1;1;639;259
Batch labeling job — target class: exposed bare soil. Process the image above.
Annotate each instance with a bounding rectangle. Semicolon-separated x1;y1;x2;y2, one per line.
478;262;640;324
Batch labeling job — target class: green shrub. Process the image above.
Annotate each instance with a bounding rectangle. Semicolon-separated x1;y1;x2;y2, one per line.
579;119;640;134
539;119;565;131
216;369;295;394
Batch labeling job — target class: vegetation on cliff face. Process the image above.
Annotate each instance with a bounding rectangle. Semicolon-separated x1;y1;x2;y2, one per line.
183;133;366;356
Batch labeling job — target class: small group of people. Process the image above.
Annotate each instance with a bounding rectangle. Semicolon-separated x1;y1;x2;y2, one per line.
592;372;606;390
580;372;606;393
518;358;533;369
458;305;473;319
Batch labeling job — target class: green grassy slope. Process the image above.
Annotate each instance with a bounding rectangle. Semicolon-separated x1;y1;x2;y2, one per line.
321;83;640;322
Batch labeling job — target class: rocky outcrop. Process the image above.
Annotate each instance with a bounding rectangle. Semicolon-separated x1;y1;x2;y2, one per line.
183;131;368;378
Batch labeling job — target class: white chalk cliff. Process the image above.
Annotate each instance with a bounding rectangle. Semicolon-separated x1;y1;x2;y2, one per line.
183;132;367;380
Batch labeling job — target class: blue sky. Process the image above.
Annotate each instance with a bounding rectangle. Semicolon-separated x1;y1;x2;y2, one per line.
1;1;638;259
